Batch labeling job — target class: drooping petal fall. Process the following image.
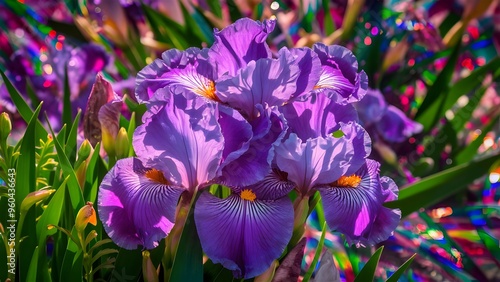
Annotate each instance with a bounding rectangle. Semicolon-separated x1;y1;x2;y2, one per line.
98;158;184;250
195;191;293;279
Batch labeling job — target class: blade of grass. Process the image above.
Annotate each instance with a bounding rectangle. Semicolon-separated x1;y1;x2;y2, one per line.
353;246;384;282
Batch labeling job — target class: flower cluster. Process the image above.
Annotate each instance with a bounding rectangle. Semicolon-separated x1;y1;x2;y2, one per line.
98;18;401;279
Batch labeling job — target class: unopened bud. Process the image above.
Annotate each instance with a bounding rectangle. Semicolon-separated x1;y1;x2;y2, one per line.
115;127;130;159
21;189;56;214
75;202;97;232
374;142;397;166
142;250;159;282
0;112;12;141
78;140;93;161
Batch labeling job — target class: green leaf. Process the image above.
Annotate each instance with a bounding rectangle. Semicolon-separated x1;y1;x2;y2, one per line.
26;247;40;282
450;86;488;133
386;254;416;282
59;228;84;282
353;246;384;282
203;259;235;282
0;70;46;138
46;115;84;211
454;114;499;164
226;0;244;23
303;222;327;282
322;0;335;35
62;65;72;136
46;19;88;42
476;228;500;262
180;2;212;44
169;207;203;282
110;248;142;282
206;0;223;18
141;4;191;49
66;110;82;165
415;43;461;132
385;153;500;217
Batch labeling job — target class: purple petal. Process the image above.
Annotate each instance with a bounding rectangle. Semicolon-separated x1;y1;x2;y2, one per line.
312;43;368;103
135;48;216;103
218;104;253;169
340;122;372;175
377;105;423;142
195;192;293;279
355;88;387;124
248;168;296;200
133;94;223;190
216;53;300;118
367;177;401;244
98;158;184;249
209;18;275;78
275;133;358;195
278;47;322;100
281;91;358;140
317;159;383;246
219;106;286;187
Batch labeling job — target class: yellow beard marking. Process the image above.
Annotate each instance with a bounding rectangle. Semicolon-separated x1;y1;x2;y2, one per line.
194;80;219;101
240;189;257;201
332;175;362;188
145;168;169;185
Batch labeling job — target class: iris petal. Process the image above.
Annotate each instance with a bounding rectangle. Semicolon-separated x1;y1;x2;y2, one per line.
281;91;358;140
195;192;293;279
216;53;300;118
133;94;223;190
209;18;275;78
135;48;215;103
312;43;368;103
98;158;184;250
275;133;357;195
377;105;423;142
318;159;385;246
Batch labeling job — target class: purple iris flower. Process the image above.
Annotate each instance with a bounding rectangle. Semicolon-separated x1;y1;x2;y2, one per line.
355;88;423;142
310;43;368;104
99;93;229;249
318;159;401;246
274;92;371;196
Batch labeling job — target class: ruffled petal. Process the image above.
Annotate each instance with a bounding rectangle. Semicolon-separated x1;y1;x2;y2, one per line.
218;106;286;187
281;91;358;140
195;192;293;279
98;158;184;250
339;122;372;175
377;105;423;142
209;18;275;78
317;159;382;246
278;47;322;100
133;94;223;190
218;104;253;168
135;48;216;103
312;43;368;103
216;53;300;118
275;133;358;195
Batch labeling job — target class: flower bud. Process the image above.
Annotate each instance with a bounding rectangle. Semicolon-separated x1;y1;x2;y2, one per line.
21;189;56;214
115;127;130;159
78;139;93;162
75;202;97;232
75;160;88;190
0;112;12;141
142;250;159;282
374;142;397;166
